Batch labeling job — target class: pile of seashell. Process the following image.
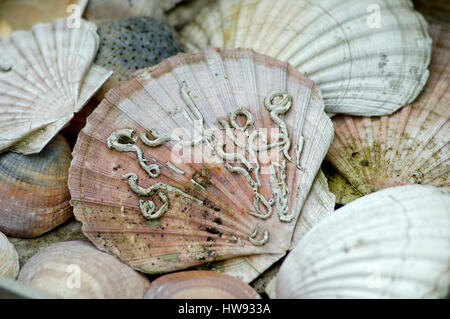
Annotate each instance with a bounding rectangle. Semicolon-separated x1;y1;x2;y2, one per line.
0;0;448;299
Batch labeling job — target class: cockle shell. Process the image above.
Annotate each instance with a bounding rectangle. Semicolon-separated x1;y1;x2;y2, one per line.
94;17;181;99
276;185;450;299
202;169;335;283
68;48;334;274
17;240;150;299
0;18;112;155
144;270;261;299
325;23;449;203
0;135;73;238
180;0;432;116
0;0;88;36
0;231;19;279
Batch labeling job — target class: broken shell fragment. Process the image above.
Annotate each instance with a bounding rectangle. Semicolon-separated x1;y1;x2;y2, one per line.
180;0;432;116
277;185;450;299
0;231;19;279
326;23;450;202
18;240;150;299
0;135;73;238
0;18;112;154
144;270;261;299
94;16;181;99
68;48;333;274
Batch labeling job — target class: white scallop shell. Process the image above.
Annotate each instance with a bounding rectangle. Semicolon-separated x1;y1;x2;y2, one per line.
0;231;19;279
277;185;450;299
0;18;112;154
180;0;432;116
17;240;150;299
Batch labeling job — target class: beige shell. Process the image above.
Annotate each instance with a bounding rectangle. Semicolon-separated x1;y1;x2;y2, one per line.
84;0;183;22
68;48;334;274
0;0;88;38
180;0;431;116
0;135;73;238
325;23;449;203
17;240;150;299
0;231;19;279
0;18;112;155
277;185;450;299
201;169;335;283
144;270;261;299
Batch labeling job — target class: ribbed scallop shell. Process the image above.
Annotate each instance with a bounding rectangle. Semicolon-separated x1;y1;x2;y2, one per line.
0;231;19;279
0;18;112;155
0;135;73;238
180;0;432;116
203;169;335;283
0;0;88;35
325;24;449;202
68;48;334;274
144;270;261;299
17;240;150;299
277;185;450;298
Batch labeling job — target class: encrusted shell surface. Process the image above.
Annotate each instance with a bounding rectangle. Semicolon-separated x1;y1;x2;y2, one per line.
0;231;19;279
326;24;449;203
94;17;181;99
0;18;112;155
68;48;334;274
201;169;335;283
0;135;73;238
277;185;450;299
144;270;261;299
180;0;432;116
0;0;88;37
17;240;150;299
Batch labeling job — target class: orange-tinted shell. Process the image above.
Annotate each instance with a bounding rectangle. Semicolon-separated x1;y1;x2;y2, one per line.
0;135;72;238
144;270;260;299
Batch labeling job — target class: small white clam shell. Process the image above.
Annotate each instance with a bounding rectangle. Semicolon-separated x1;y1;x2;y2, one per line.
0;231;19;279
277;185;450;298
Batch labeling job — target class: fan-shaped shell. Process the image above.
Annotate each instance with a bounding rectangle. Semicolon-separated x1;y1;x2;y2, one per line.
202;169;335;283
144;270;260;299
0;231;19;279
0;135;73;238
0;18;112;155
68;48;334;274
180;0;432;116
94;17;181;99
277;185;450;299
325;23;449;203
17;240;150;299
0;0;88;35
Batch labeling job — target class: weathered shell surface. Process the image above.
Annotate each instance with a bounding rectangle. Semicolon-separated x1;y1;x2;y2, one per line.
69;48;334;274
0;135;73;238
8;219;87;267
202;169;335;283
277;185;450;299
180;0;432;116
18;240;150;299
144;270;261;299
94;17;181;99
0;0;88;36
326;24;449;203
84;0;182;22
0;18;112;155
0;231;19;279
